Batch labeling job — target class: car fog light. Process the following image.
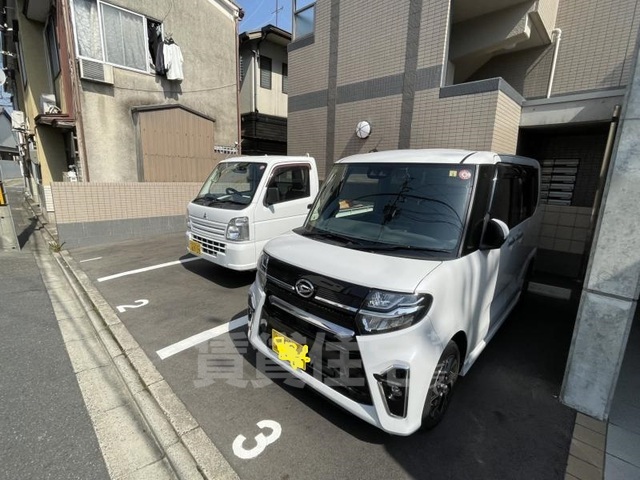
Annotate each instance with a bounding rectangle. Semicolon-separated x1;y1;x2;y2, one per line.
374;366;410;418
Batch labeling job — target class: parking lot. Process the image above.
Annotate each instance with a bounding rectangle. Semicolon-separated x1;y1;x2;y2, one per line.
70;232;578;479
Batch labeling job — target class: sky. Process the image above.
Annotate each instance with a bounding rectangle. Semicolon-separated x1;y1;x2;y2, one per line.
235;0;292;34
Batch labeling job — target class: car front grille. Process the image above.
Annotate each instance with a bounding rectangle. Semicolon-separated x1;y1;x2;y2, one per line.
192;233;226;256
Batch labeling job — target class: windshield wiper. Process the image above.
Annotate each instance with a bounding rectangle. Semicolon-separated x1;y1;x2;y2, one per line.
352;244;452;254
298;229;365;247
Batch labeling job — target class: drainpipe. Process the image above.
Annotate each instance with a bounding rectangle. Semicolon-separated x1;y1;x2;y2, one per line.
251;49;257;113
546;28;562;98
235;9;242;154
578;104;621;281
591;104;622;224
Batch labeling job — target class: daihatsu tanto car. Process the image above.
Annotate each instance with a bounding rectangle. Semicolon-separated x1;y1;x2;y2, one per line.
247;149;541;435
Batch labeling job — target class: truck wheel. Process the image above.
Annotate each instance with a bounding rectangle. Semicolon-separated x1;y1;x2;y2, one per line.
421;341;460;430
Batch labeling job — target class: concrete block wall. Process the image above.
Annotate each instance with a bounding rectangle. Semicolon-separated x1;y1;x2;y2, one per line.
51;182;200;247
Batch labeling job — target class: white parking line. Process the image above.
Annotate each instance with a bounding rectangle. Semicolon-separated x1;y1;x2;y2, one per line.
97;257;202;282
79;256;103;263
156;316;249;360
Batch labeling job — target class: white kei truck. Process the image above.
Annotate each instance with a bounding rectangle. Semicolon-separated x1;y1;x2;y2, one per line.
186;155;319;271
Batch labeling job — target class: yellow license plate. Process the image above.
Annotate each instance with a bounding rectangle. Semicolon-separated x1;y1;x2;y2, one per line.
188;239;201;255
271;329;310;371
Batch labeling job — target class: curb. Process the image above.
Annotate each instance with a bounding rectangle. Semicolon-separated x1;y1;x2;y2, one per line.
27;200;239;480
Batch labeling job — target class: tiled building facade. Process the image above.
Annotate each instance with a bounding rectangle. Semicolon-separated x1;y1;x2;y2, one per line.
287;0;640;278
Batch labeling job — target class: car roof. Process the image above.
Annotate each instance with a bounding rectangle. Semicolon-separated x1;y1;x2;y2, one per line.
336;149;538;167
220;155;314;165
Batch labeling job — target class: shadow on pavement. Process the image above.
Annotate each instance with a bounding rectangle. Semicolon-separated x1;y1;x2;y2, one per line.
178;253;255;289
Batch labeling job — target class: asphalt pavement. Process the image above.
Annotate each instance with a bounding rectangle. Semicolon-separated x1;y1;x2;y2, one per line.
69;229;578;479
0;181;110;480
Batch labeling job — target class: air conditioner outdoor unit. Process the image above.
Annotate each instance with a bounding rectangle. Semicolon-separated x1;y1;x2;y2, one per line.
78;58;114;85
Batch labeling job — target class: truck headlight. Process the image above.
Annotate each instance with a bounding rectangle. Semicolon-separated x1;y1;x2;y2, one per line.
356;291;432;334
256;252;269;289
226;216;249;241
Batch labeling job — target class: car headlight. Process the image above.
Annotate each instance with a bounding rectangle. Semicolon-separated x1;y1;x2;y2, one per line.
226;216;249;241
356;290;432;334
186;209;191;230
256;252;269;289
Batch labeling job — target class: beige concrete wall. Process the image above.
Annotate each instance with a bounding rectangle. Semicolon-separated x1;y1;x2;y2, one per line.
535;0;559;38
15;0;68;186
537;204;592;255
255;42;289;118
51;182;201;223
78;0;238;183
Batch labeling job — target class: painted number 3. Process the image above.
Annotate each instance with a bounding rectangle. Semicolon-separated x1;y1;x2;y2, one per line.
232;420;282;459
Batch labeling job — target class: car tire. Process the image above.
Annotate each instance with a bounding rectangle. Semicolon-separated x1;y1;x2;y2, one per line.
421;341;460;430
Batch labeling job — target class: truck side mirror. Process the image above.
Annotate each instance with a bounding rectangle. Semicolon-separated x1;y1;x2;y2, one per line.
481;218;509;250
265;187;280;206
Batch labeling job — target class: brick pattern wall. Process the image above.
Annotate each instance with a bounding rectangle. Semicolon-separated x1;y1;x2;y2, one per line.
288;1;331;96
535;0;560;38
52;182;201;224
287;107;329;177
337;2;409;86
411;90;498;151
552;0;640;95
418;0;451;70
469;0;639;99
491;91;521;153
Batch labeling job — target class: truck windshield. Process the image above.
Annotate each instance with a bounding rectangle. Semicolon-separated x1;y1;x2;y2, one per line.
301;163;476;257
193;162;267;206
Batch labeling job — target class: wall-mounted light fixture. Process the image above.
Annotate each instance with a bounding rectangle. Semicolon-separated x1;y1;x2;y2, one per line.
356;120;371;139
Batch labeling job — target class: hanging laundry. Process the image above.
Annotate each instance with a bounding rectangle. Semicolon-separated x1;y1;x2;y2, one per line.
163;40;183;81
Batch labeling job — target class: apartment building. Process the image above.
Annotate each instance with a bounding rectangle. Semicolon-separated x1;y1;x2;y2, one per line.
239;24;290;155
1;0;241;244
287;0;640;427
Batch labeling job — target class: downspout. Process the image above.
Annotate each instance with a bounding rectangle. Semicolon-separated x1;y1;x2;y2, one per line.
591;104;622;224
251;49;257;113
578;104;621;280
235;9;242;154
546;28;562;98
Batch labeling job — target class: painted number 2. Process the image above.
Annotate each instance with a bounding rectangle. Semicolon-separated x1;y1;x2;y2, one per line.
232;420;282;459
116;299;149;313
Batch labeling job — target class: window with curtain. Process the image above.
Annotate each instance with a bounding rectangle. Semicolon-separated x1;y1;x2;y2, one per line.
72;0;150;73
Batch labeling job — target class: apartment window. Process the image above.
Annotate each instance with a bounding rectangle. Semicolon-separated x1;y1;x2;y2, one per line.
282;63;288;94
293;0;315;39
260;56;272;89
45;18;60;79
72;0;152;73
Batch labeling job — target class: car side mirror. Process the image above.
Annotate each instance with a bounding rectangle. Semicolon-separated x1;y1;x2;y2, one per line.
265;187;280;206
481;218;510;250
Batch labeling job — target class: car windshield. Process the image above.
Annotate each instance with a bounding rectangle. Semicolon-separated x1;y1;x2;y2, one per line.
300;163;475;257
193;161;267;206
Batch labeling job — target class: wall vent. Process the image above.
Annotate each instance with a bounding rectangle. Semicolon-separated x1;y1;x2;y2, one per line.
78;59;114;85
